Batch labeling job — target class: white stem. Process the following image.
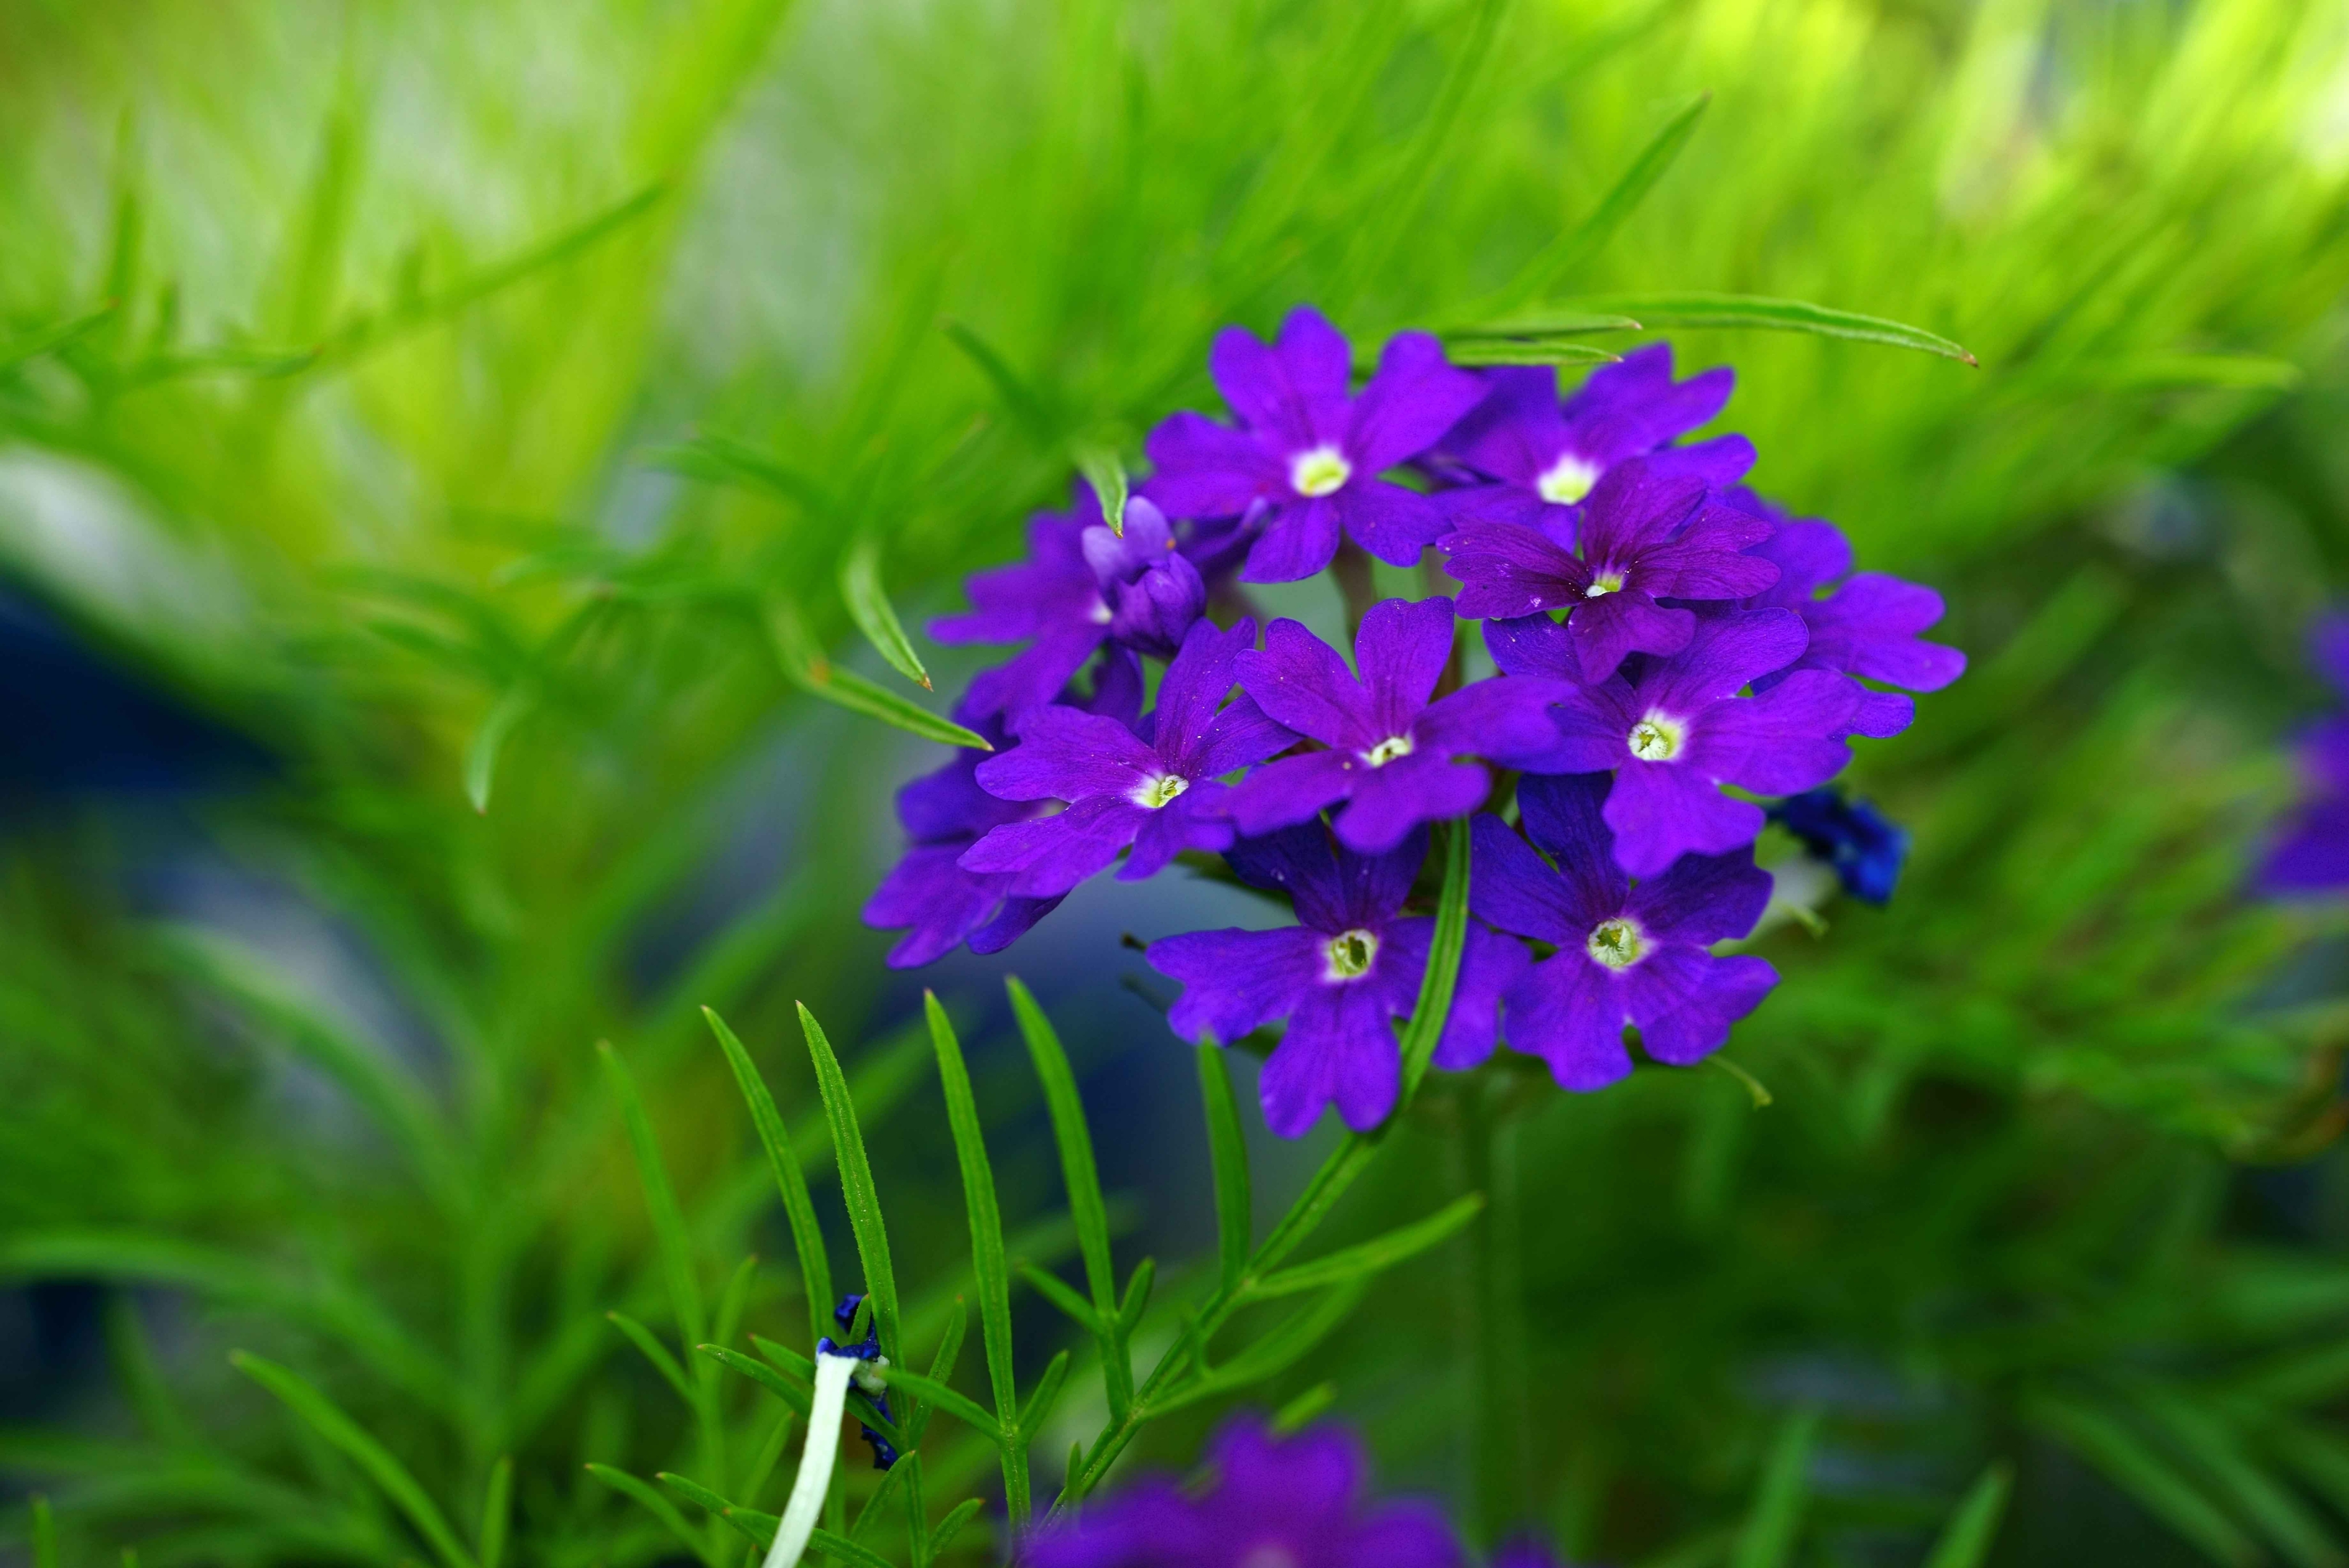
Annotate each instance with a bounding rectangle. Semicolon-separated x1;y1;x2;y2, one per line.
762;1352;857;1568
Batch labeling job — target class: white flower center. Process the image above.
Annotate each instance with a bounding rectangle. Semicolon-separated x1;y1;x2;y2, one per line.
1088;595;1112;625
1132;772;1190;809
1537;452;1601;506
1324;927;1378;981
1586;916;1646;970
1585;572;1625;598
1362;733;1414;767
1627;712;1685;761
1289;444;1352;497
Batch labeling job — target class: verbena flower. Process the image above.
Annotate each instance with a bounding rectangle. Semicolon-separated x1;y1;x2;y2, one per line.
1492;608;1856;876
1431;345;1753;517
1468;775;1776;1090
1770;787;1910;904
816;1295;896;1471
1148;823;1524;1136
960;618;1294;896
1021;1415;1463;1567
1724;492;1965;738
1141;306;1484;584
1437;460;1780;680
1230;596;1569;854
2260;615;2349;895
931;486;1203;716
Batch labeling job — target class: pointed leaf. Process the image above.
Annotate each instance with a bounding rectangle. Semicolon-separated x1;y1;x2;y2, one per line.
1445;339;1623;367
2027;1393;2258;1567
464;685;535;814
1074;445;1129;536
597;1045;706;1351
585;1465;722;1568
1196;1045;1252;1293
1485;93;1709;316
926;994;1019;1438
608;1312;690;1400
1922;1464;2011;1568
1732;1407;1818;1568
766;601;990;748
1397;820;1471;1108
931;1499;984;1559
1576;293;1977;364
871;1367;999;1438
698;1344;813;1420
839;539;932;690
706;1008;836;1352
799;1003;900;1360
1246;1193;1484;1299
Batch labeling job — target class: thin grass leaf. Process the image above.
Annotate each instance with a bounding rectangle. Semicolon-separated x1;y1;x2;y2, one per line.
698;1344;813;1420
751;1334;817;1383
799;1003;901;1360
608;1312;691;1400
599;1044;707;1349
839;539;932;690
706;1007;836;1352
714;1505;902;1568
905;1297;969;1447
476;1457;512;1568
766;600;990;749
740;1411;798;1516
658;1471;736;1522
0;306;118;373
713;1256;759;1357
925;992;1020;1453
849;1461;911;1543
872;1370;996;1443
1015;1262;1103;1334
931;1500;983;1559
900;1452;929;1568
1073;444;1129;536
1117;1258;1155;1338
1708;1055;1774;1108
584;1464;721;1568
2027;1394;2258;1567
1731;1406;1819;1568
231;1352;478;1568
1271;1383;1337;1435
1246;1193;1484;1299
1922;1463;2011;1568
1150;1280;1370;1416
1445;339;1624;367
464;685;535;814
1194;1045;1253;1293
1574;293;1977;365
942;321;1056;441
653;433;833;510
1397;820;1471;1108
1015;1350;1075;1446
2127;1382;2340;1568
29;1495;57;1568
1445;311;1643;338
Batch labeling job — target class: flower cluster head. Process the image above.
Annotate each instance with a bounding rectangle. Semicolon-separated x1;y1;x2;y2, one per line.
2260;615;2349;896
1021;1414;1464;1568
871;306;1961;1135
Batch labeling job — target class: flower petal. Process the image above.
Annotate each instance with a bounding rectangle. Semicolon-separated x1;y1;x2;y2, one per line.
1648;607;1809;711
1332;752;1488;853
1336;481;1450;568
1152;923;1327;1045
1467;811;1588;945
1438;518;1589;619
1568;592;1696;683
1625;950;1777;1065
1690;670;1858;795
1627;845;1773;944
1355;595;1458;728
1238;617;1375;745
1264;984;1404;1134
1347;331;1487;474
973;705;1163;801
1514;772;1633;915
1241;497;1345;583
1227;750;1363;838
1503;954;1634;1091
1604;760;1765;876
1141;411;1284;518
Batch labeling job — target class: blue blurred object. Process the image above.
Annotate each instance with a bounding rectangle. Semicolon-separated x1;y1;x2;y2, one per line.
1769;788;1909;905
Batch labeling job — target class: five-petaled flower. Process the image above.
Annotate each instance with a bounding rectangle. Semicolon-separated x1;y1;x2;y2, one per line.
1230;596;1571;854
1148;823;1524;1137
961;618;1295;896
1492;608;1858;876
1438;458;1780;680
1142;306;1485;583
1466;774;1777;1091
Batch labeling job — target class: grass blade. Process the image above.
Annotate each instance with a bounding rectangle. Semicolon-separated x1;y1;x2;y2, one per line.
873;1368;998;1436
1015;1262;1103;1333
839;539;932;690
941;321;1055;441
1007;977;1129;1419
1922;1463;2011;1568
698;1344;814;1420
598;1044;707;1349
476;1457;512;1568
904;1296;968;1447
1574;292;1977;365
607;1312;690;1399
1149;1281;1369;1416
584;1464;719;1568
1196;1045;1253;1294
1014;1350;1074;1446
1444;339;1622;367
232;1352;479;1568
1732;1406;1819;1568
1245;1193;1484;1299
29;1495;56;1568
706;1007;836;1352
798;1003;900;1360
1397;820;1471;1109
463;684;534;814
766;600;990;749
1484;92;1709;317
926;993;1020;1447
2027;1394;2257;1567
931;1499;983;1559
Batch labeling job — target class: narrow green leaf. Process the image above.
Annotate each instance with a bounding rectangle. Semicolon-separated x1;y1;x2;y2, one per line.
1016;1262;1104;1334
1151;1281;1370;1416
926;992;1021;1448
799;1003;901;1361
751;1334;817;1383
1272;1383;1337;1435
1445;338;1623;367
1117;1258;1155;1338
850;1461;912;1543
29;1495;57;1568
464;685;534;814
942;321;1055;441
1246;1193;1484;1299
1922;1463;2011;1568
657;1471;733;1520
653;433;833;510
1485;93;1709;316
599;1044;706;1349
1074;445;1129;536
875;1368;1000;1437
1016;1350;1075;1445
477;1457;512;1568
900;1452;930;1568
2027;1394;2258;1567
740;1410;798;1514
839;539;932;690
713;1256;758;1357
698;1344;814;1420
607;1312;690;1400
1196;1045;1253;1292
931;1499;984;1559
1445;310;1643;338
765;601;991;749
1731;1407;1819;1568
706;1008;835;1352
584;1465;720;1568
1708;1055;1774;1109
2128;1383;2340;1568
0;306;118;373
716;1507;892;1566
1576;293;1977;365
232;1352;478;1568
1396;820;1471;1109
904;1296;968;1447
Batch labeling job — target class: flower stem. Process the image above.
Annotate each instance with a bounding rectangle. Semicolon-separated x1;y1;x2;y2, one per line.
1464;1074;1532;1543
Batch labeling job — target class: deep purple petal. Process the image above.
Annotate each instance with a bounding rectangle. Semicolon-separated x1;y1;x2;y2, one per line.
1515;772;1633;914
1569;592;1696;683
1605;761;1766;877
966;891;1064;955
1483;613;1584;681
1238;617;1376;746
1558;345;1734;465
1209;1416;1363;1523
1227;750;1363;838
1355;595;1458;730
1635;507;1783;601
1333;752;1489;853
1438;519;1590;619
1153;925;1327;1045
1195;693;1298;778
2315;616;2349;698
1628;845;1773;944
1334;481;1450;568
959;794;1147;897
1807;573;1966;690
1119;786;1236;882
975;706;1163;801
1649;607;1810;711
1846;686;1916;738
1142;411;1286;518
1271;306;1357;440
1150;616;1257;762
1425;922;1535;1071
1441;367;1571;488
1241;497;1345;584
1644;432;1757;489
961;626;1111;719
1504;954;1634;1091
864;844;1009;968
1468;812;1588;944
1210;313;1346;451
1347;331;1487;474
1263;984;1405;1135
1347;1503;1470;1568
1690;670;1858;794
1418;674;1582;768
1625;949;1777;1065
1574;460;1708;564
1431;482;1553;532
2260;793;2349;895
1745;514;1852;605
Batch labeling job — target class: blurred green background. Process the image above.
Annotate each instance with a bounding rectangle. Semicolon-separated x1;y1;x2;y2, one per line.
6;0;2349;1563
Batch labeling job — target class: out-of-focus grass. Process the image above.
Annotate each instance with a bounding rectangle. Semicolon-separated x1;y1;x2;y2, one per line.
1;0;2348;1563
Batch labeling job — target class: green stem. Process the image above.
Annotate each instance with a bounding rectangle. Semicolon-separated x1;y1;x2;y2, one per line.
1466;1074;1532;1543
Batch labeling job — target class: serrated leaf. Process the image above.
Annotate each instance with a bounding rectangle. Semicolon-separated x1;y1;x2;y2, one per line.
706;1008;836;1352
1922;1463;2011;1568
839;539;931;689
765;600;990;749
799;1003;900;1361
1246;1193;1484;1299
1574;292;1977;364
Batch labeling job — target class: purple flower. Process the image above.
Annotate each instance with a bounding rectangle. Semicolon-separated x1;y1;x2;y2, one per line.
1148;823;1525;1136
1770;788;1909;905
1437;459;1780;681
931;486;1204;717
1725;493;1966;738
1491;609;1858;876
1431;345;1754;518
1230;597;1571;854
2260;615;2349;896
1471;775;1776;1091
960;618;1295;897
1141;306;1485;584
1021;1415;1464;1568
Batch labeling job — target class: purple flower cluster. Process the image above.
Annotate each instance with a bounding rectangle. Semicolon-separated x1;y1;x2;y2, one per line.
2260;616;2349;895
870;307;1962;1133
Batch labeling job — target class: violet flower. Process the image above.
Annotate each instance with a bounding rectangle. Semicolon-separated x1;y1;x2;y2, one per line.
1724;492;1966;738
2260;616;2349;895
1021;1416;1464;1568
1230;596;1571;854
1437;459;1780;681
1770;788;1910;905
1431;345;1754;519
1470;775;1776;1091
960;617;1295;897
1148;823;1525;1137
931;485;1203;717
1141;306;1485;583
1491;609;1858;876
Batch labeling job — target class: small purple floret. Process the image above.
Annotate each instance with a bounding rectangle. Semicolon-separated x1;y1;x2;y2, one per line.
2259;613;2349;897
1471;775;1776;1091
